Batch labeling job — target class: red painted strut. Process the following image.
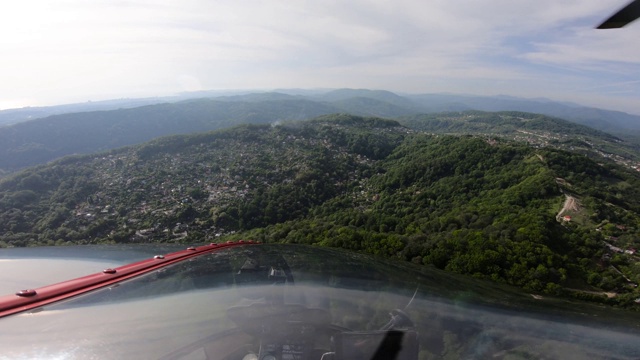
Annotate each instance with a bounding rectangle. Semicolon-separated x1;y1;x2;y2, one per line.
0;241;258;318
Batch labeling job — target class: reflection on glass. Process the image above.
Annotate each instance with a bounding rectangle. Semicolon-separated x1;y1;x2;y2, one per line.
0;244;638;359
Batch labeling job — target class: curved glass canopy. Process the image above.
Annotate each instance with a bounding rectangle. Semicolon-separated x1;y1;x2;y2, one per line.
0;244;639;360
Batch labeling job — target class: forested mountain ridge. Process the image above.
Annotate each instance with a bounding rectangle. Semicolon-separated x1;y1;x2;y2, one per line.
3;90;640;177
399;111;640;168
400;110;618;139
0;115;406;246
1;114;640;306
0;98;340;175
404;93;640;133
0;95;415;175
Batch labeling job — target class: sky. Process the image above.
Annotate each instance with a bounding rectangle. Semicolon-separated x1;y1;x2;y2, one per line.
1;0;639;114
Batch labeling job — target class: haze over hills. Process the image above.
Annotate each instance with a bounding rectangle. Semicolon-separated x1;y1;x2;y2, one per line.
0;98;340;175
404;93;640;133
0;89;265;126
2;89;640;176
400;111;640;168
3;88;640;130
0;98;171;127
1;114;639;307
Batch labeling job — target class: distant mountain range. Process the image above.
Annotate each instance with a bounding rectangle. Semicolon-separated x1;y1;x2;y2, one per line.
1;88;640;175
403;92;640;133
0;99;338;174
0;98;168;127
3;88;640;130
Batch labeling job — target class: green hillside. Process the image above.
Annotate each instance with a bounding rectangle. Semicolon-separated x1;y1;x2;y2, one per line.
0;98;340;173
1;114;639;306
3;94;640;180
399;111;640;165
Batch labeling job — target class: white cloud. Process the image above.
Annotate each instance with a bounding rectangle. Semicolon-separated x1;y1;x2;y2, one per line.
0;0;639;113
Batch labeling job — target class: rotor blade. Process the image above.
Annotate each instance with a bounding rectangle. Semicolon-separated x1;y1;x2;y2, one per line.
597;0;640;29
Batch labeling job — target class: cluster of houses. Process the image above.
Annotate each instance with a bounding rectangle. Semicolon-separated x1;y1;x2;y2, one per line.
512;129;640;171
605;241;637;256
68;126;379;243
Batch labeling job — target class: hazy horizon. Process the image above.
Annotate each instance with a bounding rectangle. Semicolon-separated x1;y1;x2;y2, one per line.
1;1;639;114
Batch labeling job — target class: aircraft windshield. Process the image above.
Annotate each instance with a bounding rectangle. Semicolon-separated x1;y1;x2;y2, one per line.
0;244;639;359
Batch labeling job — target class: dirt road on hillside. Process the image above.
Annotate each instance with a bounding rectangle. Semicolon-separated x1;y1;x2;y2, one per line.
556;194;578;221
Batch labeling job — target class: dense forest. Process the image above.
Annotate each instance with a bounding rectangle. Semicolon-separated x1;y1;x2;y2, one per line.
2;88;640;178
398;111;640;163
1;114;640;307
0;98;340;174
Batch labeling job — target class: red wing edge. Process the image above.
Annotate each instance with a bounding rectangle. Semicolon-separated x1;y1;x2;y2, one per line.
0;241;259;318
